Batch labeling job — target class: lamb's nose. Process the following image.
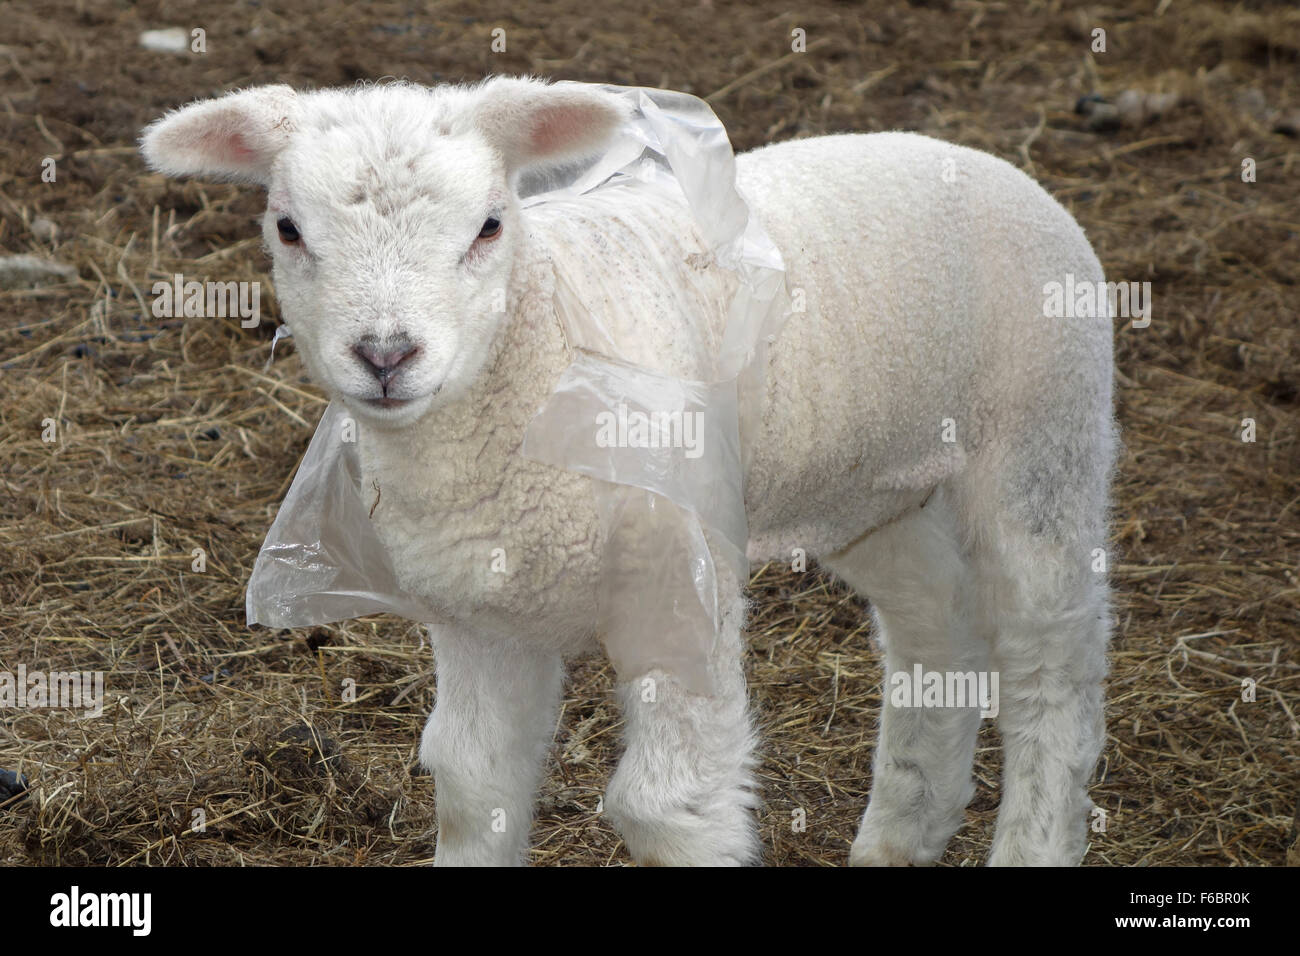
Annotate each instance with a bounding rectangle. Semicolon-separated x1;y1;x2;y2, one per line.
353;340;418;385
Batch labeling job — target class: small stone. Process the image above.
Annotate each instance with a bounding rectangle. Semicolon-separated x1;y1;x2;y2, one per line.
0;769;29;806
1114;89;1180;127
31;217;57;241
139;27;189;54
1076;95;1121;132
1272;110;1300;138
1077;90;1179;132
0;254;77;289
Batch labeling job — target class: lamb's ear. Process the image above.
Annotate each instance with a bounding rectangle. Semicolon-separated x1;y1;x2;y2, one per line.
140;85;298;185
470;77;630;177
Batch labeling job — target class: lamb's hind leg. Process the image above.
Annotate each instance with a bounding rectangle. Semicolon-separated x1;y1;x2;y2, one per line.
823;487;988;866
979;519;1110;866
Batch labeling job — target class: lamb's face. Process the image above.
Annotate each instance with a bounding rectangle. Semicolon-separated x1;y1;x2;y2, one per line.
141;78;628;430
265;118;517;428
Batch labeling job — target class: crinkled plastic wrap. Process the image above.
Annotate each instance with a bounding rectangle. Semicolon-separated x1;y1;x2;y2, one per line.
247;84;789;695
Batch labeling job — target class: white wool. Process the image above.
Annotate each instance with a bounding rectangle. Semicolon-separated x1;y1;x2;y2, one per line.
142;77;1117;866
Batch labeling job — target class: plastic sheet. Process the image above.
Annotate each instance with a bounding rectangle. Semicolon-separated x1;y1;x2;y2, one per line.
246;83;790;695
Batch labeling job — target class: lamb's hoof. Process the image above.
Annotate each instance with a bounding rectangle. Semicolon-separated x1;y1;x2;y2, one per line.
849;838;920;867
606;791;760;866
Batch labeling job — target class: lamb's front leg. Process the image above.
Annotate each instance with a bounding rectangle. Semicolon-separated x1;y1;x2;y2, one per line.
604;589;760;865
420;627;564;866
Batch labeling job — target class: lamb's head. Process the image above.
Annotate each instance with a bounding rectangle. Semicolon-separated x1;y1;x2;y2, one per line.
141;77;628;427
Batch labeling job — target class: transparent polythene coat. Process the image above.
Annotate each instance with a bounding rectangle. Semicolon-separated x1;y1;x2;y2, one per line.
246;84;790;695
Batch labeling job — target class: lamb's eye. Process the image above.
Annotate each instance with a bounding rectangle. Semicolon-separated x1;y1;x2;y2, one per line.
478;217;501;240
277;217;301;244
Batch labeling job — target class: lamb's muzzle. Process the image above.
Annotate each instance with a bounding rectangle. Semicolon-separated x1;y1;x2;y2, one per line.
351;333;419;394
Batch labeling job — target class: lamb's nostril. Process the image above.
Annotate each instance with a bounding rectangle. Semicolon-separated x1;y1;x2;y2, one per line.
353;342;419;385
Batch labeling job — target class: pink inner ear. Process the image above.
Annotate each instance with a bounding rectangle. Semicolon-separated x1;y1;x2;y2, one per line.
218;131;258;165
528;106;588;157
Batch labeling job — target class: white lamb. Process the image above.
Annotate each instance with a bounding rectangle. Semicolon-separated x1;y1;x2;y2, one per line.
142;77;1117;866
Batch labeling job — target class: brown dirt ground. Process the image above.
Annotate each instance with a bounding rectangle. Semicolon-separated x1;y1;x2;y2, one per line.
0;0;1297;866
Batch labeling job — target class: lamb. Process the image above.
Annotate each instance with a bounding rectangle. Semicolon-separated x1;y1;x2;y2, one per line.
141;76;1118;867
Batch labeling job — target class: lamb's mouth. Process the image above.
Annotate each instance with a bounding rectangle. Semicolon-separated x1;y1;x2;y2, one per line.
357;384;441;413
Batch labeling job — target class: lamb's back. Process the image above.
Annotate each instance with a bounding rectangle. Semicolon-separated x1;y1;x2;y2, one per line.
736;132;1110;558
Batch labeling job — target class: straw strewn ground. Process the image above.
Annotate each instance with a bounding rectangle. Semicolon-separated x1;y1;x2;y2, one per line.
0;0;1296;865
